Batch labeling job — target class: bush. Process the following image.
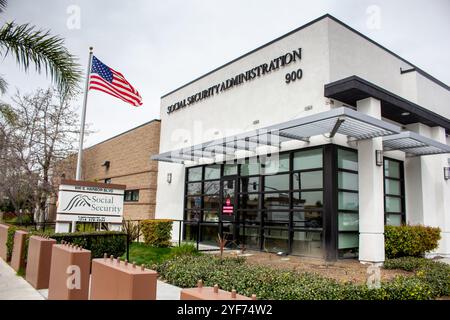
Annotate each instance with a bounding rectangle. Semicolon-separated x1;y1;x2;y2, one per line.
6;225;18;261
156;255;443;300
140;219;173;247
169;242;200;259
384;257;450;297
385;225;441;258
51;231;127;258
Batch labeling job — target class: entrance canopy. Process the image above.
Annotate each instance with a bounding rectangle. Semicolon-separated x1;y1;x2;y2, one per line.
383;131;450;156
152;107;450;165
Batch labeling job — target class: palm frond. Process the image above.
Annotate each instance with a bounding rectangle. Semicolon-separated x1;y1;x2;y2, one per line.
0;74;7;94
0;101;16;124
0;22;82;95
0;0;7;13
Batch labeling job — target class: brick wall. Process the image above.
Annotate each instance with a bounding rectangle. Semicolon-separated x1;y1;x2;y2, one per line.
51;120;160;221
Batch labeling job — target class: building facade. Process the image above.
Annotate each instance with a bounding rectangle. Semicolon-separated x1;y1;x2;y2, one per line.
153;15;450;262
53;119;161;221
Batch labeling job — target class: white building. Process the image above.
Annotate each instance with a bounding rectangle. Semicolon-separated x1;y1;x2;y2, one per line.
152;14;450;262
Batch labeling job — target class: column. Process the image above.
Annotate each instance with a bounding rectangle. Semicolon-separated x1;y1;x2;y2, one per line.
356;98;385;263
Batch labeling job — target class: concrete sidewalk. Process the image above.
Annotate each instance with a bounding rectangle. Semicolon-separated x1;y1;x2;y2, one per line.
0;259;44;300
1;257;181;300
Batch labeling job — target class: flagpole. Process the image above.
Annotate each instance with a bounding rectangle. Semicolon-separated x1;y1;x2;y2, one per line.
76;47;94;181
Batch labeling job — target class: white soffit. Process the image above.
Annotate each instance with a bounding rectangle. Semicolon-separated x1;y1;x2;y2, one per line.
152;107;402;164
383;131;450;156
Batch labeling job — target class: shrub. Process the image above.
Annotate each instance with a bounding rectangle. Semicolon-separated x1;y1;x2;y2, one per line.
385;225;441;258
140;219;173;247
6;225;17;261
169;242;200;258
384;257;450;297
156;255;442;300
51;231;127;258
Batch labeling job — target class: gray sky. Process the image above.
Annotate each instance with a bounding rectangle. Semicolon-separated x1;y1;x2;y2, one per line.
1;0;449;147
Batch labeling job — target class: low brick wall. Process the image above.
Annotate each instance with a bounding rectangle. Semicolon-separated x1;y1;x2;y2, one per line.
90;255;158;300
48;242;91;300
0;224;9;261
10;230;28;271
180;280;256;300
25;235;57;289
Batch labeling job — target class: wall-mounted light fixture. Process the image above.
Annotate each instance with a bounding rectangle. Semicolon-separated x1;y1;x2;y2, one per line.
375;150;383;166
167;173;172;184
102;160;110;169
444;167;450;180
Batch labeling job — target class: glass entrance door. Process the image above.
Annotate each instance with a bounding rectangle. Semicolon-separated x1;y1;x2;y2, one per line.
220;177;238;245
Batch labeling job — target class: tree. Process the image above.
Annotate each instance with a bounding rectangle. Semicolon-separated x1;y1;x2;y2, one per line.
0;0;81;96
0;88;82;223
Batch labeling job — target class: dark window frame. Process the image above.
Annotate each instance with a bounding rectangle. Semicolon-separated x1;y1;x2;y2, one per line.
124;189;139;202
383;157;406;226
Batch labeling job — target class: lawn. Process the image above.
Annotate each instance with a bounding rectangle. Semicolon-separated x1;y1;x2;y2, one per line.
121;242;174;266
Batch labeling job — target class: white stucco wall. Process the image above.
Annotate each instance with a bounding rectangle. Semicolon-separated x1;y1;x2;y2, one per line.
155;15;450;250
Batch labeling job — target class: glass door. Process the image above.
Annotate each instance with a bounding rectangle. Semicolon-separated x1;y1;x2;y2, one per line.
220;176;238;245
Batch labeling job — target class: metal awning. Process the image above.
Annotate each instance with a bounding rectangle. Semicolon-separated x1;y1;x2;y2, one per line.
383;131;450;156
152;107;401;164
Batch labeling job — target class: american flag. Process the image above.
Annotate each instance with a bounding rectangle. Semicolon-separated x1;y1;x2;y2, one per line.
89;56;143;107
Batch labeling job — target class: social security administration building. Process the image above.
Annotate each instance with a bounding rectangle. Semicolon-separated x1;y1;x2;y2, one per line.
152;15;450;262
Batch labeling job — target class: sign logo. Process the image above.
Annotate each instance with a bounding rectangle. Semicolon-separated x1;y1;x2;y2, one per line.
63;194;92;211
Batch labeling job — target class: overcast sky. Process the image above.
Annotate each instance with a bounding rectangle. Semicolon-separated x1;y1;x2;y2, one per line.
1;0;449;147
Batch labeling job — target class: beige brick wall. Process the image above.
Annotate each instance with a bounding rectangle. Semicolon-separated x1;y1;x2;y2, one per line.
53;120;160;221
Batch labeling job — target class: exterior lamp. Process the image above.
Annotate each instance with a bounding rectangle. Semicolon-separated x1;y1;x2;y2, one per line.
444;167;450;180
102;160;110;169
167;173;172;184
375;150;383;166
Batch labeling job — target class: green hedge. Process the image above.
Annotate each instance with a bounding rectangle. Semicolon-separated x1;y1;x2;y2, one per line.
384;257;450;297
6;225;18;262
156;255;447;300
140;219;173;247
52;231;127;258
385;225;441;259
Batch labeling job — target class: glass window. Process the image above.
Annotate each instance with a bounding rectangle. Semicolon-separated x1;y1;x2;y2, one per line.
264;211;290;223
124;190;139;202
264;174;289;191
292;231;323;257
293;171;323;190
263;229;289;253
238;211;260;223
240;177;260;193
385;196;401;213
338;233;359;249
239;226;260;249
385;179;400;195
263;193;290;209
338;172;358;191
338;212;359;231
203;211;219;222
240;159;260;176
338;149;358;171
186;196;201;210
187;182;202;195
204;181;220;195
293;148;322;170
338;192;359;211
239;193;259;210
293;191;323;208
205;165;220;180
262;154;290;175
204;196;220;211
188;167;202;181
384;160;400;178
386;214;402;226
293;211;322;228
223;164;237;176
185;210;201;221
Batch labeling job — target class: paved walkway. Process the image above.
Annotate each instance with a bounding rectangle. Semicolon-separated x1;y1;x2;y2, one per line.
1;258;181;300
0;259;44;300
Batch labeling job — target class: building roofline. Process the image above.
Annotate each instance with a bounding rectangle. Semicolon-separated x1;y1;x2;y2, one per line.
161;13;449;99
84;119;160;151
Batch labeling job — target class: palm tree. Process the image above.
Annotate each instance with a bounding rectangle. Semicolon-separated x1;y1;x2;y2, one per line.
0;0;81;96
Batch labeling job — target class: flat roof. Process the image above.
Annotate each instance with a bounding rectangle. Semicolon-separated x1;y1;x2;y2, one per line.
85;119;160;151
161;14;449;99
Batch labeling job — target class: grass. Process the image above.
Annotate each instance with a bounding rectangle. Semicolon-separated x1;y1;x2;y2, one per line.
121;242;174;266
